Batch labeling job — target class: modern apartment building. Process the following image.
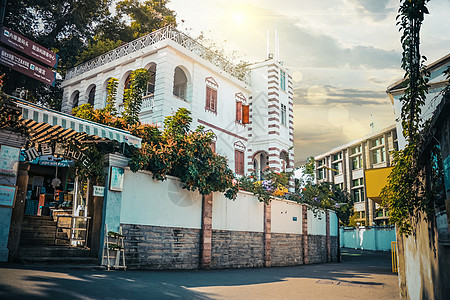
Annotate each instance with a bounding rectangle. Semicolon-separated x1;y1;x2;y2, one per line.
60;26;294;178
314;125;398;226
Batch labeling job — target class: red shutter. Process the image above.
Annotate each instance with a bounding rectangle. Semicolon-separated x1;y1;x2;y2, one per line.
206;87;211;110
210;141;216;153
211;89;217;112
242;105;249;124
236;101;242;122
235;150;244;175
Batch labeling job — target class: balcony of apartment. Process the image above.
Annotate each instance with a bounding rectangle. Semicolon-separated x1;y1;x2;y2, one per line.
354;201;365;212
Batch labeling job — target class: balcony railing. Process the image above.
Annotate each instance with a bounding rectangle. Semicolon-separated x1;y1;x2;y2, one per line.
117;94;154;115
66;26;250;85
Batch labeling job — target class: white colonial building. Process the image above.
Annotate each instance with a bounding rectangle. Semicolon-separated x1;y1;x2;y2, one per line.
60;26;294;178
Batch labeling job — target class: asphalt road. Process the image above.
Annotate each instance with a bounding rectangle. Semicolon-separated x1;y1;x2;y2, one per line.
0;249;399;300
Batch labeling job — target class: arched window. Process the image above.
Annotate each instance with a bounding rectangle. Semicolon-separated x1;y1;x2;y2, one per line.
71;91;79;108
145;63;156;97
88;86;96;106
124;75;132;91
253;151;269;180
280;151;289;172
173;67;187;100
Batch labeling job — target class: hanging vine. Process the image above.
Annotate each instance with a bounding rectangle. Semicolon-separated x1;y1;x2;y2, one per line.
380;0;446;235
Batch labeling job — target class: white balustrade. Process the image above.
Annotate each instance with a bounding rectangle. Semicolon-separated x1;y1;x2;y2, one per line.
65;26;250;85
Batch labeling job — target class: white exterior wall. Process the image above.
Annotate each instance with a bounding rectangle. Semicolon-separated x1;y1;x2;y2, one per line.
392;61;449;150
212;191;264;232
307;209;327;235
271;199;302;234
330;210;338;237
120;169;202;229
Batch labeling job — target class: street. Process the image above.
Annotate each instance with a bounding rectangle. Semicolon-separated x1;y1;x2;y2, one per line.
0;249;399;299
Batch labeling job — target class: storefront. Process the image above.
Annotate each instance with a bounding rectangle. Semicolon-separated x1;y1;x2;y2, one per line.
0;97;141;262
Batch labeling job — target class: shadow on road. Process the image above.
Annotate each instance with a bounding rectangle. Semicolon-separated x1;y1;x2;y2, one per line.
0;248;396;299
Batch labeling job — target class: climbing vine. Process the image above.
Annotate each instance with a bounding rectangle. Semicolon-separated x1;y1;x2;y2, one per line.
381;0;450;235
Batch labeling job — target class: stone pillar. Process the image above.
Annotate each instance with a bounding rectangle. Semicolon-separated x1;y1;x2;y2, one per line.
302;205;309;264
200;193;213;269
7;163;29;260
326;210;331;262
264;202;271;267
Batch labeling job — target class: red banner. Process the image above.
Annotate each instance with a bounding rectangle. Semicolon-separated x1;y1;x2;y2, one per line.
0;46;56;86
0;26;58;68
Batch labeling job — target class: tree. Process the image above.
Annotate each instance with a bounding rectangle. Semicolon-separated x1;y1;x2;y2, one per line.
122;68;150;126
1;0;111;109
77;0;177;62
1;0;176;109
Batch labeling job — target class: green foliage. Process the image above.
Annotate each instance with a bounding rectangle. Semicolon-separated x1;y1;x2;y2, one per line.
78;37;122;64
381;0;450;235
105;78;119;115
2;0;111;109
1;0;175;109
195;32;250;82
397;0;430;143
72;104;95;121
128;108;235;196
78;0;177;63
0;80;29;135
122;69;151;125
232;168;293;204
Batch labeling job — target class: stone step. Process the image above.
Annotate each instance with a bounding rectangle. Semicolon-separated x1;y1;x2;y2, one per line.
18;246;94;258
22;219;57;227
20;231;56;239
21;225;57;233
19;238;56;246
18;256;99;265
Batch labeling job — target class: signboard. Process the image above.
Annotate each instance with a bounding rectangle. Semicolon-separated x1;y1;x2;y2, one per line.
0;185;17;208
0;46;56;86
109;167;124;192
93;186;105;197
1;26;58;68
0;145;20;176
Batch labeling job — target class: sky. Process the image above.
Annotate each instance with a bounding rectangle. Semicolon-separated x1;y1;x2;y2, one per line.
167;0;450;164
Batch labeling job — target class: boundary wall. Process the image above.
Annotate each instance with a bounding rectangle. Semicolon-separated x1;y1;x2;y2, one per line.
340;226;396;251
109;169;338;269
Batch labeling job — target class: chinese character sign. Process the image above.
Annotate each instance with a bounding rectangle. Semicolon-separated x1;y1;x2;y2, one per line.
1;26;58;68
0;46;56;86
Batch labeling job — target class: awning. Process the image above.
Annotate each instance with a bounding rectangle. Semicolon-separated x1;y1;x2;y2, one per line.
365;167;393;205
10;97;141;148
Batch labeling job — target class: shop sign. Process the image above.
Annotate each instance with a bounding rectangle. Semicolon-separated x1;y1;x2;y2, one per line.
23;143;90;166
93;186;105;197
0;184;17;208
1;26;58;68
0;46;56;86
0;145;20;176
109;166;124;192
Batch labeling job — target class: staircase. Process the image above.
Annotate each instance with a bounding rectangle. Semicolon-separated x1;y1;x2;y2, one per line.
20;215;57;246
17;215;98;265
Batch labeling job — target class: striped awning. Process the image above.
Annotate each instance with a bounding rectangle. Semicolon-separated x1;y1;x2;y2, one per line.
11;98;141;148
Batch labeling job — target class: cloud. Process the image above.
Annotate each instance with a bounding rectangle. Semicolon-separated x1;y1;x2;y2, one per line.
350;0;395;21
294;85;390;106
219;4;401;70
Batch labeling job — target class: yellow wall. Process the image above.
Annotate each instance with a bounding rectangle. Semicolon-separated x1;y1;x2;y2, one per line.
365;167;393;204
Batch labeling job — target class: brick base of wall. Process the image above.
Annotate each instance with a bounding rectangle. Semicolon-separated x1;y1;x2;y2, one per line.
330;236;339;262
271;233;303;266
121;224;336;269
307;235;327;264
122;224;200;270
211;230;264;269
